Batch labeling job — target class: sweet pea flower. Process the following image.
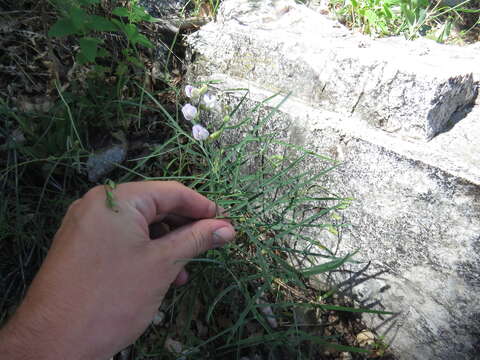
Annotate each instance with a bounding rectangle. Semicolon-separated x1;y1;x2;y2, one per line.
192;124;209;141
203;92;216;109
181;103;197;121
185;85;195;98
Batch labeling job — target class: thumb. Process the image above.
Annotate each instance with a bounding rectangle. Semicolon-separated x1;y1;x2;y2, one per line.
154;219;235;268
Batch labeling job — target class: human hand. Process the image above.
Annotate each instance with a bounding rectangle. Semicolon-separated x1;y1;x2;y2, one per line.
0;181;235;360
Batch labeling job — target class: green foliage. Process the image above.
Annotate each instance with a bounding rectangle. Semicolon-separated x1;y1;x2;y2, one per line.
1;83;392;357
339;0;403;36
192;0;223;15
48;0;155;65
331;0;479;41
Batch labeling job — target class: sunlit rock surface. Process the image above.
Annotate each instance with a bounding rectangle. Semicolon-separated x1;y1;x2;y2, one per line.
186;0;480;358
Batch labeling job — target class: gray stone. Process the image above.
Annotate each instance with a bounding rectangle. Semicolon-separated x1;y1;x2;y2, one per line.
186;1;480;358
440;0;472;6
139;0;188;18
86;144;127;183
187;0;479;140
191;78;480;360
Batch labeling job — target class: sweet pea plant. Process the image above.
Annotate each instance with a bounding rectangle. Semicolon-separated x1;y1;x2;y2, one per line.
181;84;222;141
118;87;391;358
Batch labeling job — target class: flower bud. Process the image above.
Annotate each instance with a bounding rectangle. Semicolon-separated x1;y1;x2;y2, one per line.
208;130;222;140
199;85;208;96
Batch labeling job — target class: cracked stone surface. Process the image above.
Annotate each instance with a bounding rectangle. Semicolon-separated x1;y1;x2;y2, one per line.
185;0;480;358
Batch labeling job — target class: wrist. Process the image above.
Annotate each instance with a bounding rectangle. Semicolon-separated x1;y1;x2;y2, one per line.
0;318;41;360
0;310;80;360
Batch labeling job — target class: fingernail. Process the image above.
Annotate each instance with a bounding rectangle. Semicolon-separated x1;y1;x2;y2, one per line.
212;227;235;248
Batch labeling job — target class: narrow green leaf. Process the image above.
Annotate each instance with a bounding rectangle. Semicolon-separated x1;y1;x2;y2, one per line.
206;284;239;323
301;252;356;277
318;304;395;315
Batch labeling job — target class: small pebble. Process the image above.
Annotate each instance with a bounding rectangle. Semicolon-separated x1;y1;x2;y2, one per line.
356;329;375;347
152;310;165;326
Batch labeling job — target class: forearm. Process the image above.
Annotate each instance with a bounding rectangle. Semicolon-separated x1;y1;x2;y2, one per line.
0;302;83;360
0;317;50;360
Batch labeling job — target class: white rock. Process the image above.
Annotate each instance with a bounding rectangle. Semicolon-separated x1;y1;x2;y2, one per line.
186;2;480;358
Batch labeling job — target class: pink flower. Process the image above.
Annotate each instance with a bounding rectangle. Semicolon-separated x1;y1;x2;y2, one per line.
192;124;209;141
181;103;197;121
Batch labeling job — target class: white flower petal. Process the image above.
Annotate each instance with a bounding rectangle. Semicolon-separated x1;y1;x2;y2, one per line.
192;124;210;141
181;103;197;121
202;92;216;109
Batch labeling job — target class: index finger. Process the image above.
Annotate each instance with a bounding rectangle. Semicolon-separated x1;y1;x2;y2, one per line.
114;181;217;224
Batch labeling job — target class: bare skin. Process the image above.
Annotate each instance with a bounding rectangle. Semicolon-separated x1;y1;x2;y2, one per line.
0;181;235;360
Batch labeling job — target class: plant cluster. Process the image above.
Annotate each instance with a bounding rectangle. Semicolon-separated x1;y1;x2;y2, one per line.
48;0;156;66
330;0;479;42
180;84;233;142
118;88;392;359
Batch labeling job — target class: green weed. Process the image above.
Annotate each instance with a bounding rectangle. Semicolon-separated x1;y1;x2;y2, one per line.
331;0;479;41
48;0;156;65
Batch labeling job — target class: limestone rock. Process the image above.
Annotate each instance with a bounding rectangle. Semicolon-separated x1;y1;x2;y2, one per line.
187;0;479;141
86;143;127;183
186;1;480;358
